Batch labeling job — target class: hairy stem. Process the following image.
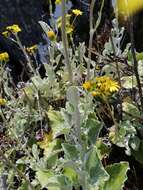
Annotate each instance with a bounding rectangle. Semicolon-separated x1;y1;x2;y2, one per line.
87;0;96;80
61;0;73;84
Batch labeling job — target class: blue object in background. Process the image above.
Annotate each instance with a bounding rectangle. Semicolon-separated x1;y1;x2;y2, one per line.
54;1;72;18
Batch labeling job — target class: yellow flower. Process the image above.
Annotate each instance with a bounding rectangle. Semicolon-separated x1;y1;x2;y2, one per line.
109;81;120;92
83;76;120;97
47;30;56;41
83;81;92;90
117;0;143;16
26;45;38;54
55;0;61;4
91;91;99;97
2;31;9;38
56;14;74;34
0;98;6;106
95;76;120;96
72;9;83;16
66;26;74;34
0;52;9;62
95;65;100;70
6;24;21;33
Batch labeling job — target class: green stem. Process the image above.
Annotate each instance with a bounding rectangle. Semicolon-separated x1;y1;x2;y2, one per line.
87;0;105;80
14;34;35;74
104;98;118;132
87;0;96;80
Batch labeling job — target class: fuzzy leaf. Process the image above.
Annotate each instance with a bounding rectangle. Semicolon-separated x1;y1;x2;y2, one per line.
85;115;103;145
85;147;109;186
121;76;137;88
36;170;54;188
32;144;39;160
66;86;79;110
39;21;52;35
18;181;29;190
47;109;70;138
96;139;111;159
132;140;143;164
101;162;129;190
123;102;140;117
62;143;79;160
38;174;72;190
63;167;78;183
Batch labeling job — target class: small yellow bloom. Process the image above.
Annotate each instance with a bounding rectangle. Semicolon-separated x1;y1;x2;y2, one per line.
6;24;21;33
83;81;91;90
66;26;74;34
95;65;100;70
55;0;61;4
0;98;6;106
2;31;9;38
0;52;9;62
91;91;99;97
47;30;56;41
26;45;37;54
72;9;83;16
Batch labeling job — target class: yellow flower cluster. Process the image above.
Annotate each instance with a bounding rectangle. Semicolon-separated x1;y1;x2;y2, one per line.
83;76;120;97
0;98;6;106
56;14;74;34
2;24;21;36
83;81;92;91
6;24;21;33
26;45;38;54
0;52;9;62
72;9;83;16
47;30;56;41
